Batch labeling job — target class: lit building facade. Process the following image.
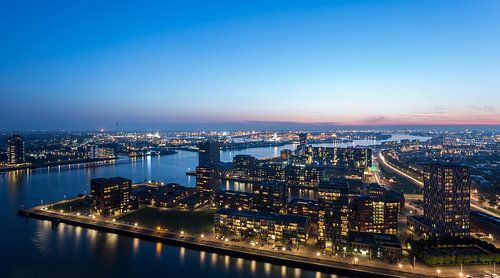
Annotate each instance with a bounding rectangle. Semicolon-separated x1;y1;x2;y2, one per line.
256;162;285;181
317;179;350;251
284;164;323;187
351;196;399;235
214;208;310;244
348;231;402;260
6;135;25;165
196;140;222;196
198;140;221;167
287;199;318;220
91;177;132;216
296;133;308;156
252;181;287;213
422;163;470;237
232;154;259;177
195;166;220;194
216;190;254;210
305;147;372;170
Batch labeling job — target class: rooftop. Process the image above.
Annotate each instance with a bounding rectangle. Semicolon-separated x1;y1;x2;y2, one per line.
348;231;401;249
216;208;308;225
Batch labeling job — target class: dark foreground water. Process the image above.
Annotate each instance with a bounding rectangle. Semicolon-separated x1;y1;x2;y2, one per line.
0;134;427;278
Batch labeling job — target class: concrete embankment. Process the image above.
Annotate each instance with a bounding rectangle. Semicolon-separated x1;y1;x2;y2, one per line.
18;209;421;278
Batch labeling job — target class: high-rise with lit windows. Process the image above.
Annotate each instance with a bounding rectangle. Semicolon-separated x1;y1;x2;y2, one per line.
196;140;222;195
351;196;399;235
423;163;470;237
91;177;132;216
317;179;350;251
6;134;25;165
198;140;221;167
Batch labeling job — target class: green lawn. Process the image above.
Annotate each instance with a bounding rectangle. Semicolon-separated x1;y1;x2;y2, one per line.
117;207;215;234
50;196;92;212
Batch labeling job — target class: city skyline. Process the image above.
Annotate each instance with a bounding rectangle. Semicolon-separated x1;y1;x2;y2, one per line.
2;0;500;130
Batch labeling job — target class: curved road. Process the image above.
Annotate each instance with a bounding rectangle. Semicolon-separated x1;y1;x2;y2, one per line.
378;152;500;219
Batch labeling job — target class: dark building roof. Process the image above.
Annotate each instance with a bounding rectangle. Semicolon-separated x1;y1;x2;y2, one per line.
91;177;131;187
219;190;253;197
254;181;286;188
318;179;350;190
288;198;318;206
216;208;308;225
348;231;401;249
354;195;400;204
424;162;469;169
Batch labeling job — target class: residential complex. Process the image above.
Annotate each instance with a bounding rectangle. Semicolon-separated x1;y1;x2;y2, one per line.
214;208;310;245
91;177;132;216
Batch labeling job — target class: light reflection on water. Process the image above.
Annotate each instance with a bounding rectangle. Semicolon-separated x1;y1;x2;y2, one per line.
1;134;429;277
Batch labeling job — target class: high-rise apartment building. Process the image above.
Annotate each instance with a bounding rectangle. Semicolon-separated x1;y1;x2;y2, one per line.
91;177;132;216
423;163;470;237
6;135;25;165
317;179;350;251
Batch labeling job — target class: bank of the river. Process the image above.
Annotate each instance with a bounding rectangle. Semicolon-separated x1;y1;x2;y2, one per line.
18;203;420;278
2;133;430;278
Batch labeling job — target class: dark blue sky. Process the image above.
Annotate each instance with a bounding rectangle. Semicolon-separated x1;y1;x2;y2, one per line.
1;0;500;130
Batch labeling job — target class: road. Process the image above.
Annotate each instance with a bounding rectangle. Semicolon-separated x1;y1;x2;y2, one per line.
22;197;500;278
25;207;417;278
378;152;500;218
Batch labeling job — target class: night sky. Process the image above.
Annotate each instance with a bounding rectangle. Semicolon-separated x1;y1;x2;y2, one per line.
1;0;500;130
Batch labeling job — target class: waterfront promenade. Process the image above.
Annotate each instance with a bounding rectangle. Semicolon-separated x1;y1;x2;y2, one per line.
19;199;495;278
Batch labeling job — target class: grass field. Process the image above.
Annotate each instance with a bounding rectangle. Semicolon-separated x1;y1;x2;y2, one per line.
50;196;92;212
428;246;489;256
117;207;215;234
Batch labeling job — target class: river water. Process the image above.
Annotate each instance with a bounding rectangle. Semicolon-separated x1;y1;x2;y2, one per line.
0;134;428;277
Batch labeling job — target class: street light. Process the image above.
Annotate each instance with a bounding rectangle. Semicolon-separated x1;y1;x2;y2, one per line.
354;257;358;266
398;263;403;271
134;222;138;227
436;269;441;277
200;234;205;239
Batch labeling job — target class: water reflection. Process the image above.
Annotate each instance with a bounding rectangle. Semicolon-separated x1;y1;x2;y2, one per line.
210;252;217;268
106;233;118;252
236;257;243;271
281;265;287;277
155;242;162;259
251;260;256;273
179;247;185;265
224;255;229;271
264;262;271;275
199;250;205;266
133;238;140;255
2;135;430;277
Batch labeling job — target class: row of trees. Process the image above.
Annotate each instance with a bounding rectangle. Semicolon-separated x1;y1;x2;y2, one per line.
408;237;500;266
